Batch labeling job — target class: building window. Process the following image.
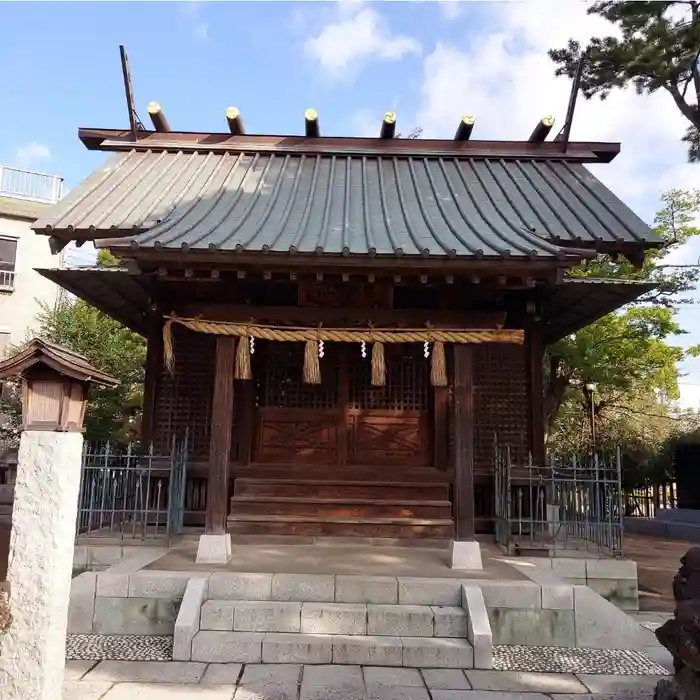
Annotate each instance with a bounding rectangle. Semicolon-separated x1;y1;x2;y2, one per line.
0;238;16;291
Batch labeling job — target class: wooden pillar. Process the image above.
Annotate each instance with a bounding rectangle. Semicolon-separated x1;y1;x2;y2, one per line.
433;386;448;469
140;317;163;446
337;344;350;466
452;344;475;540
206;336;236;535
526;327;545;465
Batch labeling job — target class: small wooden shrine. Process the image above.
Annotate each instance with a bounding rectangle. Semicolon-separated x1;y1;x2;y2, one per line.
34;105;661;543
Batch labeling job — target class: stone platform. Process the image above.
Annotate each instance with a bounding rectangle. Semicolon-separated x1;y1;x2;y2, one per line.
66;539;665;674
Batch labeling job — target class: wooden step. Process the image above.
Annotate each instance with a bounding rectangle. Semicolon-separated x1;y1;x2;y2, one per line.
229;496;452;519
226;513;455;539
235;465;452;484
234;479;450;501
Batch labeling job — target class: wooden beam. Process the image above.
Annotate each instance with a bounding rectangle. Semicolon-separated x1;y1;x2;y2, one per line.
305;109;320;138
452;344;475;540
526;326;545;465
78;127;623;164
454;115;475;142
226;107;245;135
174;303;508;328
528;115;555;143
147;102;170;132
206;336;236;535
380;112;397;139
140;317;163;446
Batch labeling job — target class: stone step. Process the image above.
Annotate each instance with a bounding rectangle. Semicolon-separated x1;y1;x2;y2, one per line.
200;600;468;638
190;630;474;667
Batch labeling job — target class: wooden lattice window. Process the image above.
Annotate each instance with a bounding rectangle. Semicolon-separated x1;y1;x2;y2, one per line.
349;343;429;411
473;344;528;473
153;328;216;457
254;341;339;409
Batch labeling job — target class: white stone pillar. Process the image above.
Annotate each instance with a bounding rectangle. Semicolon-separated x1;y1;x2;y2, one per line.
0;430;83;700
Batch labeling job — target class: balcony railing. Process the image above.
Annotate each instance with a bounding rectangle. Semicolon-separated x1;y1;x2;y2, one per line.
0;270;15;291
0;165;64;203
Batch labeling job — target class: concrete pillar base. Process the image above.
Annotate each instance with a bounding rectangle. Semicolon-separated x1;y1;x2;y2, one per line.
450;540;483;570
196;534;232;564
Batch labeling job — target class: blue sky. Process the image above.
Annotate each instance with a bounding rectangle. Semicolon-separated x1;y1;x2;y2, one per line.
1;0;699;405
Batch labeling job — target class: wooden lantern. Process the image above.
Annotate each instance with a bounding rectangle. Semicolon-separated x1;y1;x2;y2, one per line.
0;338;118;432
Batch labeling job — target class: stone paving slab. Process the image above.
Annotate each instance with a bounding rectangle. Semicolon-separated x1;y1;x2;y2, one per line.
363;666;424;686
200;663;243;685
421;668;471;689
577;675;666;693
466;669;588;693
301;665;365;700
63;681;115;700
101;683;236;698
432;693;550;700
65;660;99;680
83;660;206;684
367;686;430;700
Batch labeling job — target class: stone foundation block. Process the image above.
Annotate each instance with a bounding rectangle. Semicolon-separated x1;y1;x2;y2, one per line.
335;575;398;604
196;533;231;564
174;578;208;661
234;601;302;633
573;585;653;649
332;635;403;666
301;602;367;635
551;558;586;580
271;574;335;602
585;559;637;580
478;581;541;609
262;632;333;664
208;572;273;601
398;578;462;606
93;597;179;635
587;578;639;610
432;606;468;638
200;600;236;631
127;572;193;599
96;573;129;598
450;540;483;570
67;572;97;634
401;637;474;668
488;608;575;647
368;604;434;637
462;585;492;670
191;631;264;663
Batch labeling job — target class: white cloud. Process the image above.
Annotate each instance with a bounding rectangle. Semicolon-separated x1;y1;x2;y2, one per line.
415;2;696;206
13;142;51;169
304;5;421;81
439;0;464;21
414;0;699;405
179;1;208;42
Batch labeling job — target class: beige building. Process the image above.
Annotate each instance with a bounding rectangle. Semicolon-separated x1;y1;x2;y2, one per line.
0;165;65;355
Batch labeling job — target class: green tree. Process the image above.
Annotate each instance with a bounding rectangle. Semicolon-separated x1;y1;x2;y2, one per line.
549;1;700;161
545;189;700;444
36;294;146;442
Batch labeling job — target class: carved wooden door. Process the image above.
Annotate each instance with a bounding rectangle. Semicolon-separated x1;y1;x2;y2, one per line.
253;341;340;464
347;343;431;467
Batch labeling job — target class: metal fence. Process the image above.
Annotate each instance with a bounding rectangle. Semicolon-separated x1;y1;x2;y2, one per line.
76;436;188;543
625;481;677;518
0;165;64;203
494;441;624;559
